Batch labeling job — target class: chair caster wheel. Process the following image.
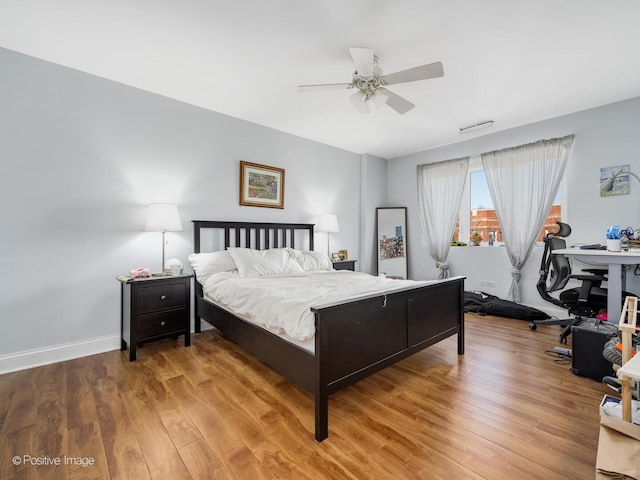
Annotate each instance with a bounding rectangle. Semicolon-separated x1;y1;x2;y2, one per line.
559;337;567;344
529;323;537;331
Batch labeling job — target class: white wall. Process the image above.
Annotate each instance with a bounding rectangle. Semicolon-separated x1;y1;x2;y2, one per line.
0;48;365;371
359;153;388;274
388;97;640;314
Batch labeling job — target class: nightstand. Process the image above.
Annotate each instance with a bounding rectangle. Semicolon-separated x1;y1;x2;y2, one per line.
332;259;357;271
118;274;192;361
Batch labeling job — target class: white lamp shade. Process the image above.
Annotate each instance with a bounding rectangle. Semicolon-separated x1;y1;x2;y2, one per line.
317;214;339;233
144;204;183;232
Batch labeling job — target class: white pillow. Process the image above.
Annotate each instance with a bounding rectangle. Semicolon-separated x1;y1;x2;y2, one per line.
188;251;237;283
287;248;333;271
228;247;303;277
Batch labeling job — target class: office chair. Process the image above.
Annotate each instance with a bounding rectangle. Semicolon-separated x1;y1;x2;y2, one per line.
529;222;611;343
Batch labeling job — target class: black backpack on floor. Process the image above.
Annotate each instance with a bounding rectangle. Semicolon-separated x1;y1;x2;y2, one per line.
464;290;551;321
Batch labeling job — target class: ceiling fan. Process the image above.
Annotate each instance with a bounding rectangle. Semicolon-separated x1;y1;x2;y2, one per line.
297;47;444;114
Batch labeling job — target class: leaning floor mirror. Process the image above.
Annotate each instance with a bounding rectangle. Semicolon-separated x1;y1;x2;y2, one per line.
376;207;408;279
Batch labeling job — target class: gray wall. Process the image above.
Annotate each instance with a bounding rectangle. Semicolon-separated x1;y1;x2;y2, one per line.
389;97;640;315
0;48;367;370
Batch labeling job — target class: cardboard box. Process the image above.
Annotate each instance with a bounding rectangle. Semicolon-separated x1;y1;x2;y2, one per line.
596;395;640;479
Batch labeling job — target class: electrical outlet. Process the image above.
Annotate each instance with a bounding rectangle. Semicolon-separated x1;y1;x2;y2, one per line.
478;280;496;288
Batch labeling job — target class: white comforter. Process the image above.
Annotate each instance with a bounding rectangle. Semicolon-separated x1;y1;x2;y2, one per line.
202;271;433;342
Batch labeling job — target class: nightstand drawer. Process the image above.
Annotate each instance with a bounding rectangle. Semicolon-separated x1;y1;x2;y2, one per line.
332;260;357;271
136;283;186;314
137;310;185;339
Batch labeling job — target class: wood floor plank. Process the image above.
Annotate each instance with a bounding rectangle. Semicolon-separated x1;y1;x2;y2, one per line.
67;422;110;480
0;314;615;479
1;370;37;436
177;438;230;480
120;388;192;479
196;371;364;480
0;371;21;434
2;430;37;480
91;358;152;480
164;375;276;480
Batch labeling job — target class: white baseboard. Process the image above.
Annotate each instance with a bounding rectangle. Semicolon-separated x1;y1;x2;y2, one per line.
0;320;210;375
0;335;121;375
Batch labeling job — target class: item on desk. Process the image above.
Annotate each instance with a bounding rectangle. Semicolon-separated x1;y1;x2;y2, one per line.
621;226;636;239
621;226;640;252
606;225;623;252
607;239;622;252
580;244;606;250
606;225;622;240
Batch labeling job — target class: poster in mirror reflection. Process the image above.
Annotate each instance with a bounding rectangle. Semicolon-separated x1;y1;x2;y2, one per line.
376;207;408;280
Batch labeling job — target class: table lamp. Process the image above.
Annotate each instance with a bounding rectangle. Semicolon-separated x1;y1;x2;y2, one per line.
144;203;183;276
317;214;339;257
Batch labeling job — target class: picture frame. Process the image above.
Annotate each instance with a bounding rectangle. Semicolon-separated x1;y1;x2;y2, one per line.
600;164;630;197
339;249;349;260
239;161;285;209
331;252;341;261
376;207;408;279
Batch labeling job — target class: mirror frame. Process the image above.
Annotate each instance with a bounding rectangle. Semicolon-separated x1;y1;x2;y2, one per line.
376;207;408;279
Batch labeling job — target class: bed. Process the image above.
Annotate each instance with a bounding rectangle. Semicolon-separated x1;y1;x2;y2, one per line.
192;220;465;441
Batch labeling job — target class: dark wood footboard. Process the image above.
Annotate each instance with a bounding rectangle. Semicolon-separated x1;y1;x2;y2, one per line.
311;276;464;441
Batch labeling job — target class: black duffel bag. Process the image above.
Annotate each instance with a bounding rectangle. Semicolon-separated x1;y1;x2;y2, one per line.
464;290;550;321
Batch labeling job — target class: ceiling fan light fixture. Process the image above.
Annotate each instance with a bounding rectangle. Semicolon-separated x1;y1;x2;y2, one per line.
350;90;365;108
373;90;388;108
357;99;372;114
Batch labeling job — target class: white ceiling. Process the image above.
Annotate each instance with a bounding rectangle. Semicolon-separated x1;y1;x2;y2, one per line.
1;0;639;159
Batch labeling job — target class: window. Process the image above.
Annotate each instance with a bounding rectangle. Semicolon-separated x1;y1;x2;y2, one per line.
452;158;563;245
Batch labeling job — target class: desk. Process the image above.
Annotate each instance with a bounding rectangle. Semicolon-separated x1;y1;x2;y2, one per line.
552;248;640;323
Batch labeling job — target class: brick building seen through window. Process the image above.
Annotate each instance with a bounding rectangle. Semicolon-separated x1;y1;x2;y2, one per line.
452;204;561;244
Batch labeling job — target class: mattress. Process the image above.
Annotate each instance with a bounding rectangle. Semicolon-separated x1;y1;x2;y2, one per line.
201;270;434;351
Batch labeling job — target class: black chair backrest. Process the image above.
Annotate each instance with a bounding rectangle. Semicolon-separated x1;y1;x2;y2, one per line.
546;236;571;292
537;222;573;308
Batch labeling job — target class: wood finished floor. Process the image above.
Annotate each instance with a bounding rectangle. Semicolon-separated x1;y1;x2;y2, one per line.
0;314;611;480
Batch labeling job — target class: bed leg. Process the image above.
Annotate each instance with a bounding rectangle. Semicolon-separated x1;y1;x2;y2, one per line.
458;317;465;355
315;392;328;442
195;316;201;333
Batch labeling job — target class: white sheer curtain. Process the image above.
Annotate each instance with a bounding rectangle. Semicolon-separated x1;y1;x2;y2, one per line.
417;157;469;278
481;135;574;301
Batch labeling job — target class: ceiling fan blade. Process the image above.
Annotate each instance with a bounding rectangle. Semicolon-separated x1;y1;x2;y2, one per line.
379;87;414;114
383;61;444;85
349;47;374;77
297;83;352;93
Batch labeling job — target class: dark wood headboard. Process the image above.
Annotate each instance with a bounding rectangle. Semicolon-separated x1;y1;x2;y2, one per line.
192;220;315;253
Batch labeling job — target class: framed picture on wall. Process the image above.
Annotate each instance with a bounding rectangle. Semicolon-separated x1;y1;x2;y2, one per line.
239;161;285;208
600;164;630;197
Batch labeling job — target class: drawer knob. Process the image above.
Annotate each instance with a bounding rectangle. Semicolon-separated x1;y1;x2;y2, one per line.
160;321;166;327
160;295;167;300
